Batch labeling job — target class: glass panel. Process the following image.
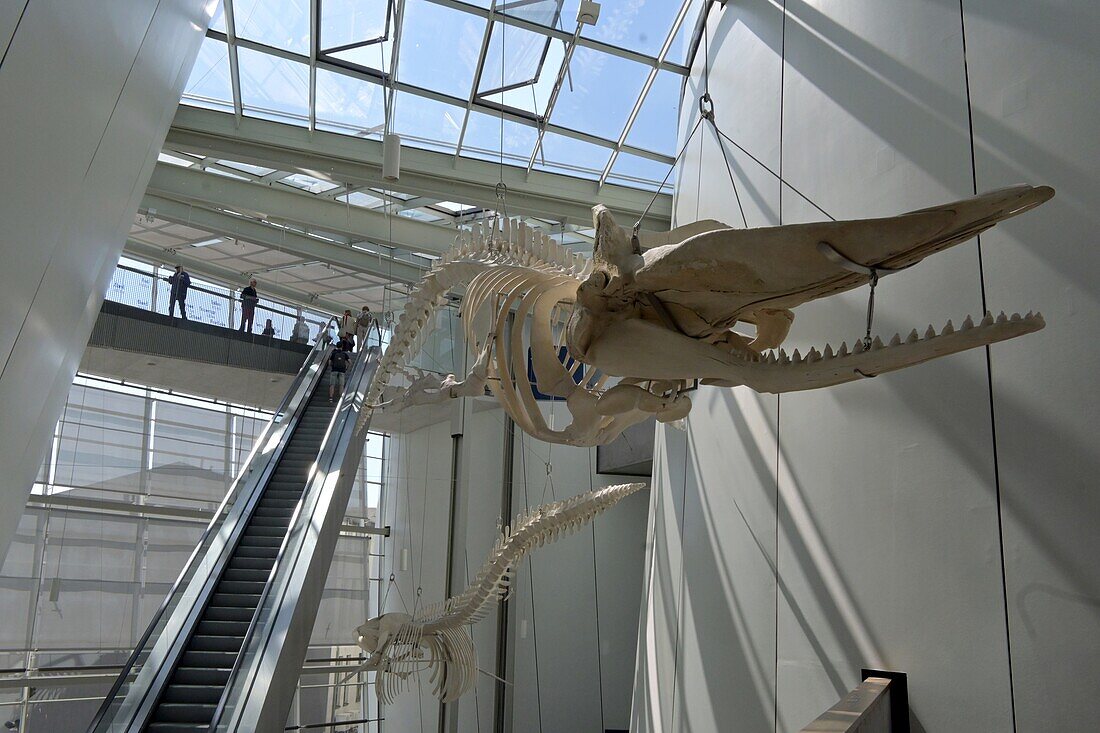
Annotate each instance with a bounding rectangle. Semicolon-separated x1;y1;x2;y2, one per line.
256;295;298;341
232;0;311;55
397;0;484;98
608;151;674;192
238;47;309;126
54;386;146;494
210;0;226;33
549;47;649;140
315;68;386;138
320;0;389;50
625;71;681;156
105;265;155;311
327;37;392;74
182;36;234;113
580;0;683;58
478;21;552;95
282;173;342;193
501;0;570;28
391;92;465;154
533;131;610;179
668;0;703;66
219;159;277;176
459;110;537;166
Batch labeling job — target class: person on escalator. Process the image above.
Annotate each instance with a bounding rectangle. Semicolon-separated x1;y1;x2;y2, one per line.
329;339;351;402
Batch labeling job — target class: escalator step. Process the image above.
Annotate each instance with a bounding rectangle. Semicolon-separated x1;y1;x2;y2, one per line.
204;607;254;622
260;486;303;495
161;683;224;704
250;515;290;528
223;567;270;582
180;650;240;670
256;499;298;511
152;702;217;723
234;542;280;556
228;556;274;571
191;634;245;652
210;592;262;608
253;507;293;518
147;723;209;732
236;535;282;548
242;525;286;537
216;580;268;595
173;666;231;686
197;619;251;637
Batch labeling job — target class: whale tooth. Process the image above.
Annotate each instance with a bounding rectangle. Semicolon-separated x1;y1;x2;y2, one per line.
779;349;790;364
1010;312;1021;322
838;342;849;357
853;340;866;353
792;348;802;363
942;319;954;335
925;324;936;339
871;336;885;350
889;333;902;347
807;347;821;362
996;311;1008;323
1025;310;1034;319
981;312;994;327
823;344;834;359
907;329;920;343
961;315;975;330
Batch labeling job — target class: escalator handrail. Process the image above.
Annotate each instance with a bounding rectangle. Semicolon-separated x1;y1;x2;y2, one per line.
208;346;380;732
85;318;338;733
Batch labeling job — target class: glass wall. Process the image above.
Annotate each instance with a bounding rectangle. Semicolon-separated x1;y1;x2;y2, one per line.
104;256;331;341
0;374;386;732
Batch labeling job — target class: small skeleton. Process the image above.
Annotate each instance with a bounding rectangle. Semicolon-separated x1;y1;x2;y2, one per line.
355;481;647;704
370;185;1052;446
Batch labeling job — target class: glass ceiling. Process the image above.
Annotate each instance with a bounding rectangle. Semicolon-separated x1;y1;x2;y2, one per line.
184;0;701;191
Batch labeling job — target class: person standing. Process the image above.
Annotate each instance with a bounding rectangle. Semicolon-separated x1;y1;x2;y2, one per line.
339;309;356;350
329;338;351;401
355;305;376;349
165;265;190;321
238;279;258;332
291;316;310;344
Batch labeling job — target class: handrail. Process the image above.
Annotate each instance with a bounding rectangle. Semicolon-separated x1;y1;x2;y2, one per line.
799;670;909;733
210;347;380;732
85;317;338;733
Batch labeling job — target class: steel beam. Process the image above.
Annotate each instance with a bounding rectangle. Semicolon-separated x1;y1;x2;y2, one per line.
146;162;460;256
139;194;426;284
124;239;352;316
165;107;673;228
421;0;691;75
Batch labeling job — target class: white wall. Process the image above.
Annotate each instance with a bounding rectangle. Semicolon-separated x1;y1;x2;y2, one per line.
379;398;649;733
377;417;455;731
0;0;212;562
632;1;1100;731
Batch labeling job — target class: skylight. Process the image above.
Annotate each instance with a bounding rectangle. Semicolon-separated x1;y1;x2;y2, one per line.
183;0;699;191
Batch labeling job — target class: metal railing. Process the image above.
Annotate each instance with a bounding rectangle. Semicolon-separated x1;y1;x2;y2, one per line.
107;262;327;342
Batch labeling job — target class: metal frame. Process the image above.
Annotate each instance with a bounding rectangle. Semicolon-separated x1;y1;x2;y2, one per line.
187;0;699;192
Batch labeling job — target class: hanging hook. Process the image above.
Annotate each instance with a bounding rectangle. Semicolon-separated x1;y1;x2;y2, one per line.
863;269;879;351
699;92;715;122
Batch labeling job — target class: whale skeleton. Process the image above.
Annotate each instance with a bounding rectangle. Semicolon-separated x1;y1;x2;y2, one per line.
354;482;647;704
368;184;1051;447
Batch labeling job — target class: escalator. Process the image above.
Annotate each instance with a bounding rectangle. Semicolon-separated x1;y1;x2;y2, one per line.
147;382;337;731
87;338;381;733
